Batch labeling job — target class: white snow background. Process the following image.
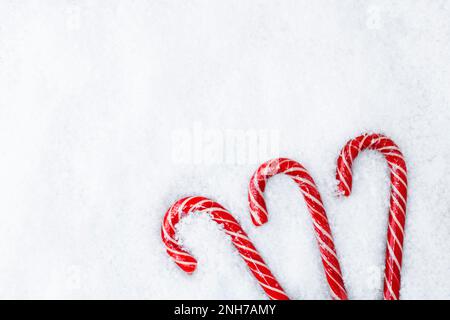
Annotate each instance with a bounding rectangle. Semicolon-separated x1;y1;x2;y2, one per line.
0;1;449;299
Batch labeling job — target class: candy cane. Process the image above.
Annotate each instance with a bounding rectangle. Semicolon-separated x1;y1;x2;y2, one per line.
336;133;408;300
248;158;348;300
161;196;289;300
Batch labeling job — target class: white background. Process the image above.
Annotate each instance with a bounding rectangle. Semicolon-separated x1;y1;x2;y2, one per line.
0;1;449;299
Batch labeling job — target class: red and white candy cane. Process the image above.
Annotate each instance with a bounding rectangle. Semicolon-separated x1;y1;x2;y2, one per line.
336;133;408;300
161;196;289;300
248;158;348;300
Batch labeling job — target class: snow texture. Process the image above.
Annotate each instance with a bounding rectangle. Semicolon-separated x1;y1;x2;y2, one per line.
0;1;449;299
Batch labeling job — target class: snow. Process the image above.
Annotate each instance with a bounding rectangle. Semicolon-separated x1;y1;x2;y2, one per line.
0;1;449;299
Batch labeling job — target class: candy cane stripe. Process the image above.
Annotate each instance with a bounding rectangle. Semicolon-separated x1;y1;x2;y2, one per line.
388;225;403;252
390;208;405;236
312;220;334;244
384;274;398;300
325;269;347;296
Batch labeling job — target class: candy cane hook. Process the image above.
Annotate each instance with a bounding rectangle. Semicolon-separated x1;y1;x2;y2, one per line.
336;133;408;300
161;196;289;300
248;158;348;300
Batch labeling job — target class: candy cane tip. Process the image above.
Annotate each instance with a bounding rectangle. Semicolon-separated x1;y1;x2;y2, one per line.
176;261;198;274
250;212;268;226
338;189;351;197
336;182;351;197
